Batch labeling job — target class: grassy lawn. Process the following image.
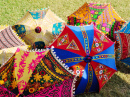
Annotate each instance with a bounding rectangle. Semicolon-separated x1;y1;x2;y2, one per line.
0;0;130;97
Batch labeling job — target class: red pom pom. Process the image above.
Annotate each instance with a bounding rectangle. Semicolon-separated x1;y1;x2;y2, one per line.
35;26;41;33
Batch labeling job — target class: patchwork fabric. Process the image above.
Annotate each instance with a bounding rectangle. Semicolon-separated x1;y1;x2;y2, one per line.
24;78;75;97
12;8;65;48
22;49;74;96
48;25;117;94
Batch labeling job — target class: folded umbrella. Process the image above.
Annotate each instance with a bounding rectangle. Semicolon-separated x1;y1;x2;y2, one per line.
48;24;117;94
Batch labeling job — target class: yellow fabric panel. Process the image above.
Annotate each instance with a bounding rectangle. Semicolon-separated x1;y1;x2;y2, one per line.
68;2;92;23
14;49;48;94
16;11;36;28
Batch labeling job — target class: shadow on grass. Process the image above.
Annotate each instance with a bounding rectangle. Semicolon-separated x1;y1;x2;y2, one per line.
75;73;130;97
116;60;130;74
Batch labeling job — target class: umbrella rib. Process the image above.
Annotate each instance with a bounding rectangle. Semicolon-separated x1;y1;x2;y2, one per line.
92;54;115;60
80;26;90;55
62;57;84;63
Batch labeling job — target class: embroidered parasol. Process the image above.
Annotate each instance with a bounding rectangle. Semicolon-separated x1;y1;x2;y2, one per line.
0;49;48;96
48;24;117;94
67;2;125;39
115;21;130;68
0;48;75;96
12;8;65;49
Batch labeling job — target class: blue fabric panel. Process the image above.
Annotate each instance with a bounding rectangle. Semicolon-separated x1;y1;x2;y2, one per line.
121;57;130;66
120;22;130;33
30;11;46;19
92;44;117;70
88;68;99;92
53;48;83;67
67;25;94;52
52;22;64;35
13;25;26;37
75;63;89;94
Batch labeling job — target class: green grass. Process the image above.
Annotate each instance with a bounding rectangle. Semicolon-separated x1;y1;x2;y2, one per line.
0;0;130;97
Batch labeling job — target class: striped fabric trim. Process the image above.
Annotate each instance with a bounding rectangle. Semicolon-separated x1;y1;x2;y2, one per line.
0;26;25;50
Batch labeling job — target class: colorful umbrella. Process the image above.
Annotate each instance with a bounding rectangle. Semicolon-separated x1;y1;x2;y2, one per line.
0;26;28;67
48;24;117;94
0;49;48;96
67;2;125;38
115;21;130;67
12;8;65;49
0;48;75;96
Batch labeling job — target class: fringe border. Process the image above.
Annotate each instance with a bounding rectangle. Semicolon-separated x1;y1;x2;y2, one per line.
51;47;77;96
72;75;77;97
115;32;121;60
50;46;74;75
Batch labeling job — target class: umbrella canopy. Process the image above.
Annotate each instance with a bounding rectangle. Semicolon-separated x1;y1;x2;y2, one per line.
0;48;75;96
12;8;65;49
0;85;16;97
48;24;117;94
67;2;125;38
115;21;130;67
24;77;76;97
0;26;28;67
0;49;48;96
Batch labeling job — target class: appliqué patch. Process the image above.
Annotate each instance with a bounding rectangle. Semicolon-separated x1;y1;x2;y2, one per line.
57;34;69;47
66;40;79;50
92;37;103;53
